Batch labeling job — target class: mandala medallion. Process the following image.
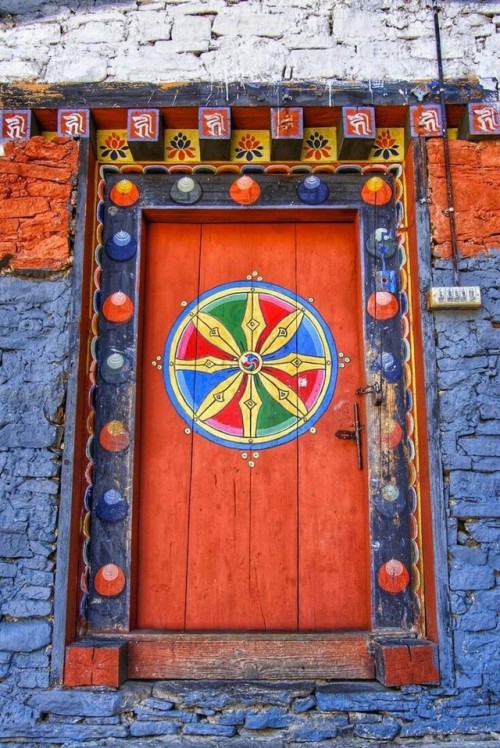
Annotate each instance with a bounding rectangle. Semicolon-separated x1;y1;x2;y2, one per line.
164;281;337;449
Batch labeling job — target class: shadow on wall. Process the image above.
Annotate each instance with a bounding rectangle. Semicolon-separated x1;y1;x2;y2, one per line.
0;0;135;19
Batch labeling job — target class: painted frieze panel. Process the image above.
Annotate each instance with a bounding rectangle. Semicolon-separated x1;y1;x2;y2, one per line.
57;109;91;138
230;130;271;162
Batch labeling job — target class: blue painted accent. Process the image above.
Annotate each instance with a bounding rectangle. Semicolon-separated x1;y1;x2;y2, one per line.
105;233;137;262
296;176;330;205
95;489;128;522
381;352;403;383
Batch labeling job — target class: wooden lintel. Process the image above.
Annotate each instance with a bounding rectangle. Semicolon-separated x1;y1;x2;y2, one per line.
128;633;375;680
64;642;128;687
0;79;495;111
373;638;439;687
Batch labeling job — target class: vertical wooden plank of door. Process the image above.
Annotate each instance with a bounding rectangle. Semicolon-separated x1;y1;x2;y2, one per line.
240;223;299;630
185;224;298;630
137;223;201;629
296;223;371;630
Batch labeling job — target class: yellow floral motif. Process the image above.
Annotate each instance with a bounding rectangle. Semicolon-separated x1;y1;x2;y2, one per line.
231;131;270;162
165;129;200;163
301;128;337;162
97;130;132;163
369;128;405;163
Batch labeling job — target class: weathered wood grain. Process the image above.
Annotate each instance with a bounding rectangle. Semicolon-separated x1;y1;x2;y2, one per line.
1;79;495;111
128;633;374;680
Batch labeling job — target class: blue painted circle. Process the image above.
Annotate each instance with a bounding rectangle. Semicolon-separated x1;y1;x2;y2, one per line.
296;176;330;205
96;489;128;522
105;231;137;262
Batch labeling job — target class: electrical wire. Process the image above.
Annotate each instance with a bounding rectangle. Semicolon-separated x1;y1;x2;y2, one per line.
432;0;461;285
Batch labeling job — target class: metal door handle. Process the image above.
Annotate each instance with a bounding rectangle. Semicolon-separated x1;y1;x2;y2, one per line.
334;402;364;470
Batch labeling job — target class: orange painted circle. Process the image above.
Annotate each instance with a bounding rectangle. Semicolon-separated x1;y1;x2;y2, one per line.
367;291;399;320
377;559;410;594
381;419;404;449
110;179;140;207
100;420;130;452
229;176;261;205
102;292;134;323
361;176;392;205
94;563;126;597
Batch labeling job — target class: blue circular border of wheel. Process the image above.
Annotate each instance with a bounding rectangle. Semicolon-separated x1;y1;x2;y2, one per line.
164;280;337;450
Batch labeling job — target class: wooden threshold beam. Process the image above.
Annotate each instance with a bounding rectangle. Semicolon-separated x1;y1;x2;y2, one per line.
127;633;374;680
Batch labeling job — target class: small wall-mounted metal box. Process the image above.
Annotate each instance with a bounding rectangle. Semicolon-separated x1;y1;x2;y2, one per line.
426;286;482;310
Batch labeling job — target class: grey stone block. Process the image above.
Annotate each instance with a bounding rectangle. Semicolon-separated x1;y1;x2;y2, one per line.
0;621;51;652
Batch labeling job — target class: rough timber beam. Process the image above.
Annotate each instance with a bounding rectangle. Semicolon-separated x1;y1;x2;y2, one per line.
0;79;497;110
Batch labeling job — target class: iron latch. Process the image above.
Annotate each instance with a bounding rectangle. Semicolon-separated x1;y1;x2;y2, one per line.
356;381;383;406
334;402;365;470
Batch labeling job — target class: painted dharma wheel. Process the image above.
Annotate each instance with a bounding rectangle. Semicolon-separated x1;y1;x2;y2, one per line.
164;281;337;449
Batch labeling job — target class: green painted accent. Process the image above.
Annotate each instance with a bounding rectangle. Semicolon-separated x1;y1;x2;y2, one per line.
255;377;295;435
206;294;247;353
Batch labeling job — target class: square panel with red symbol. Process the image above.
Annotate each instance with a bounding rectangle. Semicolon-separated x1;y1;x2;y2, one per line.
270;108;303;140
342;107;376;139
1;110;33;140
199;108;231;140
469;103;500;136
58;109;91;138
127;109;161;142
408;105;443;138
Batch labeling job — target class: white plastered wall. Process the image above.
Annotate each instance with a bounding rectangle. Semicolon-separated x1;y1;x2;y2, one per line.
0;0;498;86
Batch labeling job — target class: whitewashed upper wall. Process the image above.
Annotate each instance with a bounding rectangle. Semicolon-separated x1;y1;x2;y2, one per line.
0;0;499;85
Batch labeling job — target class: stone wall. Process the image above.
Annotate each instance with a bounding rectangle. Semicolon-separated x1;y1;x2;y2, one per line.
0;0;499;85
0;138;77;271
0;0;499;744
0;134;498;744
427;140;500;259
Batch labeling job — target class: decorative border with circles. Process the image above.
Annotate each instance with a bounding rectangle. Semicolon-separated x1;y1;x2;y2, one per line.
80;163;423;635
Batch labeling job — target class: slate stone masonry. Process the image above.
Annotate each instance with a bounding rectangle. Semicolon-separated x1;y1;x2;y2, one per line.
0;268;497;744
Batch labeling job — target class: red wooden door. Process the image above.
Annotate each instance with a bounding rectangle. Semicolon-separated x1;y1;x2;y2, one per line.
137;221;370;631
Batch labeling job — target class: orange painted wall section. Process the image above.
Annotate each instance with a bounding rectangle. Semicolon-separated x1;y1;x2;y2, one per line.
0;136;78;271
427;139;500;259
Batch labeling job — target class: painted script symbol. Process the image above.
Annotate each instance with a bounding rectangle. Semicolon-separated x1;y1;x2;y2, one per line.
203;112;226;137
278;114;295;134
347;112;372;136
474;107;499;132
5;115;26;139
132;114;155;139
62;112;85;136
418;109;441;133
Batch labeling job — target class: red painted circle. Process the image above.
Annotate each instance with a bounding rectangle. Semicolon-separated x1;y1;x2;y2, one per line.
229;176;261;205
377;559;410;594
361;176;392;205
110;179;140;207
100;420;130;452
381;419;403;449
102;292;134;323
367;291;399;320
94;563;126;596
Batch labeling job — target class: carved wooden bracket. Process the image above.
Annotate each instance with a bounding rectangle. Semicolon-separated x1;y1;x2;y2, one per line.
373;638;439;687
64;642;128;687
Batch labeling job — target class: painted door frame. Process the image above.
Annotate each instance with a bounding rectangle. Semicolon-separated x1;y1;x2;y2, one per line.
53;165;446;684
